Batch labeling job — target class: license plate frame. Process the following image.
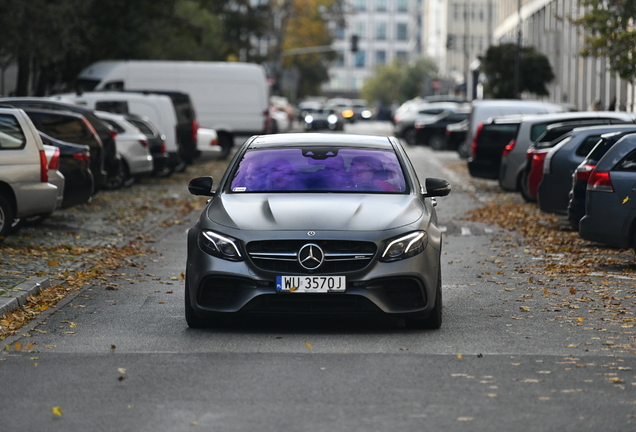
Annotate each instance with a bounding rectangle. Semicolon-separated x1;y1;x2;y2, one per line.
276;275;346;293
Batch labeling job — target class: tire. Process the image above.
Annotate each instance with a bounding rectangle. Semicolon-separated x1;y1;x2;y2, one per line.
429;134;447;151
457;141;470;159
103;157;127;190
218;132;233;160
406;268;442;329
519;170;536;203
404;128;417;146
0;194;15;240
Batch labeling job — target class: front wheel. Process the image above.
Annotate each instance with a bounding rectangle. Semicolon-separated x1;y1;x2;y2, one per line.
0;194;15;240
429;134;447;151
403;128;417;146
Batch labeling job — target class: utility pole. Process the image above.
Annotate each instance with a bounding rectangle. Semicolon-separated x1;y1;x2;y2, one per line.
514;0;522;98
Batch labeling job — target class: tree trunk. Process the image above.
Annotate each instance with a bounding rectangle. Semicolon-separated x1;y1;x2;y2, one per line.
16;54;30;96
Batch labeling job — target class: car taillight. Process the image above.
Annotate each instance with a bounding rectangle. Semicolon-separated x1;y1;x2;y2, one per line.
587;169;614;192
48;147;60;170
72;151;90;162
263;109;270;132
526;149;535;160
191;119;199;144
160;141;167;153
502;139;516;157
106;130;117;140
471;123;484;157
574;164;595;181
39;150;48;182
139;139;148;148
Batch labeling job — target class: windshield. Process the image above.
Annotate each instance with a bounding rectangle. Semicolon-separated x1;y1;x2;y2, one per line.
229;147;407;193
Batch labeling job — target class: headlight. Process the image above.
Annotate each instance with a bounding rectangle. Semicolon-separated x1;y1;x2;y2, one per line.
304;115;314;123
327;114;338;124
199;230;243;261
361;110;372;119
380;231;428;262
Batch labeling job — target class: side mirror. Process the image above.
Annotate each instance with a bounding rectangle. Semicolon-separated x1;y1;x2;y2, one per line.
188;176;215;196
423;178;451;197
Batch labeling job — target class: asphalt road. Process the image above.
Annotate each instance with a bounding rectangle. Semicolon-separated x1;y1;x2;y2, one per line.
1;121;635;431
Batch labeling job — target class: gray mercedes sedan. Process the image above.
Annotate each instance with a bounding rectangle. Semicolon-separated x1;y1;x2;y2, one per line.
185;133;451;329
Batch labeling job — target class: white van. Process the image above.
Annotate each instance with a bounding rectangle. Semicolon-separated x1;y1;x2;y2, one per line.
459;99;570;157
76;61;270;154
50;92;185;172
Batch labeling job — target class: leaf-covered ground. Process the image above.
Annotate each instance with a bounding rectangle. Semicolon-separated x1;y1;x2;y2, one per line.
0;155;228;340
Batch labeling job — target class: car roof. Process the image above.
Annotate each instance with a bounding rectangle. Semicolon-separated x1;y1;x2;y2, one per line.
247;133;396;149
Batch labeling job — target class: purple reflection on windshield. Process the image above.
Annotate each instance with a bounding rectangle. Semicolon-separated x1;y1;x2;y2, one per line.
230;147;407;193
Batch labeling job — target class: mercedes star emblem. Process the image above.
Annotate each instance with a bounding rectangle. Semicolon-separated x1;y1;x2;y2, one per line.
298;243;324;270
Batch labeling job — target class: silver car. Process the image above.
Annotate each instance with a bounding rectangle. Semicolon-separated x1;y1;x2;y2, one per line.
185;133;451;329
0;108;59;238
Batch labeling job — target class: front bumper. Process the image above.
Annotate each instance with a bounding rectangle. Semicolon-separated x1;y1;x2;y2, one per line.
186;228;441;318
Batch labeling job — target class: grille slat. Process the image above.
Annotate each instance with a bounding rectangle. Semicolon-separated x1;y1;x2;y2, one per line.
247;240;377;274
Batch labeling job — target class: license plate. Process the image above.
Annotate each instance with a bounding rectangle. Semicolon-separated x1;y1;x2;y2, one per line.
276;276;346;293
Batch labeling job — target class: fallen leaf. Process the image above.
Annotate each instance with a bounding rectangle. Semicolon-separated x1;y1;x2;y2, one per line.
117;368;126;374
519;306;531;312
13;343;22;350
457;417;474;421
52;406;63;416
457;354;463;359
569;287;577;295
305;341;313;350
47;260;58;266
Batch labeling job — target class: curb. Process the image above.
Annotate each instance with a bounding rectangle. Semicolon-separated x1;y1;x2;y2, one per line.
0;277;50;317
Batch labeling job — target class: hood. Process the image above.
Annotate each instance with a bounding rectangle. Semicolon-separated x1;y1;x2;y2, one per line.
205;193;425;231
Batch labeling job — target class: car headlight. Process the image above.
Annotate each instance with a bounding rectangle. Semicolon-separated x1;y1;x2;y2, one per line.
380;231;428;262
199;230;243;261
304;115;314;124
361;110;372;119
327;114;338;124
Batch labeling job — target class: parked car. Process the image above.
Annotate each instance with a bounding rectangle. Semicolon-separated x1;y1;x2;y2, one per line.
567;130;636;229
467;116;522;179
445;118;468;151
302;108;344;131
42;144;65;212
124;113;170;177
415;107;470;149
498;111;635;192
537;125;636;215
579;133;636;251
185;133;451;329
296;100;324;123
39;131;94;209
51;91;185;174
0;97;119;190
325;97;354;122
459;99;569;158
395;101;464;146
196;127;221;158
94;111;154;188
351;99;373;121
0;107;59;239
522;118;631;202
18;107;108;191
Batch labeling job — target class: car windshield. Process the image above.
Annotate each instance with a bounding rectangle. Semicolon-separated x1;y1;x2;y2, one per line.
229;147;407;193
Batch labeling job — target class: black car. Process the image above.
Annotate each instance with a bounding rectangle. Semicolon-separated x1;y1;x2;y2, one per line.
467;117;521;179
414;108;470;149
124;113;170;177
18;108;105;193
567;129;636;229
38;131;94;209
302;108;344;131
0;98;120;190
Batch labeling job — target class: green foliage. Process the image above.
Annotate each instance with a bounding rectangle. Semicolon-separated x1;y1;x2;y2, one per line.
573;0;636;83
480;43;555;98
361;59;438;105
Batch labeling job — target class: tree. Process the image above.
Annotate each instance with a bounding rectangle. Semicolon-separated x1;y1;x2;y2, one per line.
572;0;636;83
361;59;438;106
480;43;555;99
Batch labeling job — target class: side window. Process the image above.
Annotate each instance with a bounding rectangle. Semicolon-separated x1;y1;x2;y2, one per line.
95;101;129;114
102;119;125;133
0;114;27;149
102;81;125;91
575;136;602;157
615;149;636;172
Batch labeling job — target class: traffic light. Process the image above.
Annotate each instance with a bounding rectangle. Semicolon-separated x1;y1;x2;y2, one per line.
446;34;455;50
350;34;359;53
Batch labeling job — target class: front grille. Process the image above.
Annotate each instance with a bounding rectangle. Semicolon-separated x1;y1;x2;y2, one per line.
243;293;380;313
247;240;376;274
